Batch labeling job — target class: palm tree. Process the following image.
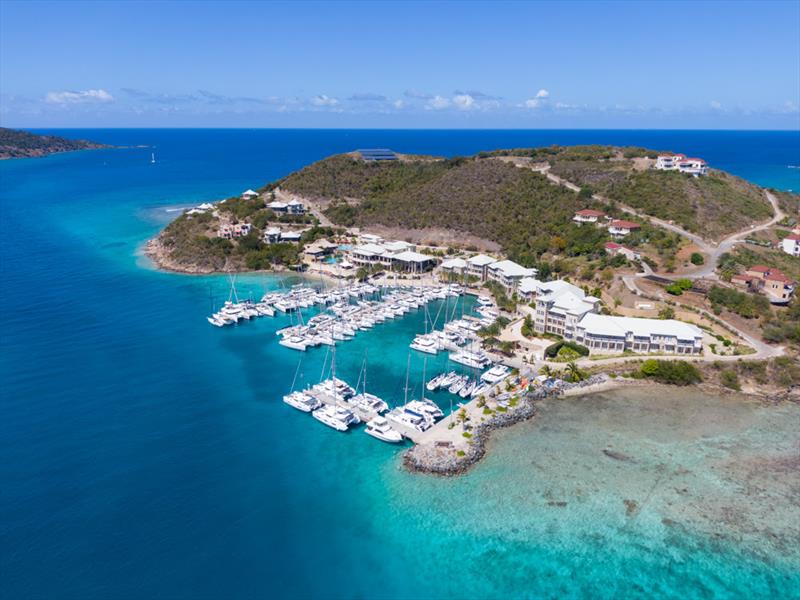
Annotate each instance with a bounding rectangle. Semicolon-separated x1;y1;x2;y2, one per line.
566;362;584;382
539;365;553;378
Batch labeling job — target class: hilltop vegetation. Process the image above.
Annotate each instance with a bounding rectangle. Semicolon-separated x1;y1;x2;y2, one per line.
281;155;603;267
0;127;107;159
278;146;773;265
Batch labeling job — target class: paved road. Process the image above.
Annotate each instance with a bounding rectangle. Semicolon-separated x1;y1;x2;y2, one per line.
542;168;785;281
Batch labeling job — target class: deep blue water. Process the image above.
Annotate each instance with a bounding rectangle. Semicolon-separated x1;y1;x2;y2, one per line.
1;129;799;599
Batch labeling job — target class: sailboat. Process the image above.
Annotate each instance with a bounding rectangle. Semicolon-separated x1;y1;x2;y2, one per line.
351;354;390;417
150;152;156;164
311;340;359;431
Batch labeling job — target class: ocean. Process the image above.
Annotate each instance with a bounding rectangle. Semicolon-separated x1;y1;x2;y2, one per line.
1;129;799;599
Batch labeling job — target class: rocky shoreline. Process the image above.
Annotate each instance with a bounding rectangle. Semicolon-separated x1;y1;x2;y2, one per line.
403;374;609;476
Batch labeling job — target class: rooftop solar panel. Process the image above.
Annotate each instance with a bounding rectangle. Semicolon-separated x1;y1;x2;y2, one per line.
358;148;398;161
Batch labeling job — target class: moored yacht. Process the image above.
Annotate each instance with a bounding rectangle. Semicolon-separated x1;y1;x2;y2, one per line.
312;404;359;431
365;416;403;443
283;390;321;412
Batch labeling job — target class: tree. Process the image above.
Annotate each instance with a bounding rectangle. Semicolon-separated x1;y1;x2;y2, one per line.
566;362;585;382
539;365;553;377
690;252;705;265
658;306;675;320
355;267;369;281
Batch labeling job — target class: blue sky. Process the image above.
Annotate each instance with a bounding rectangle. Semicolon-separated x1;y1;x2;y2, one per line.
1;0;799;129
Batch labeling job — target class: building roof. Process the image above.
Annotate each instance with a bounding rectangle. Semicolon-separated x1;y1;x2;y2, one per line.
610;220;641;230
575;209;605;217
267;201;287;209
578;313;703;341
392;250;432;263
488;259;536;278
518;277;543;295
747;265;771;273
383;240;412;253
242;189;258;196
785;234;800;241
440;257;467;269
280;231;302;240
467;254;497;267
264;227;281;236
551;291;597;316
605;242;637;253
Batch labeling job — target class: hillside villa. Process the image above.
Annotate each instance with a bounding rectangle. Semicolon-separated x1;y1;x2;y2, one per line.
608;220;642;237
604;241;641;261
218;223;252;239
266;198;306;214
466;254;497;281
241;189;259;200
781;233;800;257
573;209;606;225
654;154;709;176
263;227;305;244
304;240;338;261
731;265;796;305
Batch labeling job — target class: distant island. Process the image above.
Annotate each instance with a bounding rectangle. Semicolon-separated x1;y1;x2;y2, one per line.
0;127;109;159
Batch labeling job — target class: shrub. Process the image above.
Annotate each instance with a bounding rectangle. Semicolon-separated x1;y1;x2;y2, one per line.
720;369;741;391
545;340;590;359
639;360;702;385
690;252;705;265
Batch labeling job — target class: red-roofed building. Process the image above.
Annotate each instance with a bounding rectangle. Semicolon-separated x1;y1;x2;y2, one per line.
736;266;796;304
604;242;641;261
573;209;606;225
781;233;800;257
608;220;642;237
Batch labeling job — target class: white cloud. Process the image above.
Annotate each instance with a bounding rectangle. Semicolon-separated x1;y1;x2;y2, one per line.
393;99;406;109
453;94;476;110
535;89;549;99
709;100;722;110
426;95;451;110
522;98;542;109
45;89;114;104
521;89;551;109
310;94;339;107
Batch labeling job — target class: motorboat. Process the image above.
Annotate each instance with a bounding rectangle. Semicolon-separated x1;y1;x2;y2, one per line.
387;407;433;433
312;404;358;431
449;350;490;369
410;335;439;355
480;364;510;384
405;399;443;420
448;375;468;395
459;379;477;398
365;416;403;443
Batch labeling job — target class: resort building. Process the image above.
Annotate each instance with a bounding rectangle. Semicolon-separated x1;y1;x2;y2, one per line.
608;220;642;238
486;260;537;293
573;209;606;225
186;202;214;215
532;280;601;338
517;276;543;302
359;233;383;245
781;233;800;257
348;240;434;273
466;254;497;281
604;241;641;261
655;154;709;176
241;189;259;200
304;240;337;261
439;257;468;277
574;314;704;355
733;265;796;304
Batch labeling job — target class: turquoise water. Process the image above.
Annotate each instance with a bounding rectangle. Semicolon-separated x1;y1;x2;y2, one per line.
1;130;799;599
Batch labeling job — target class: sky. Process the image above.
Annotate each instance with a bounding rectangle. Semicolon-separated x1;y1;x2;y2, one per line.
1;0;799;129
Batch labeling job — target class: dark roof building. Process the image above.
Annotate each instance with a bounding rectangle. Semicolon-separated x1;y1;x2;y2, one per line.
358;148;398;161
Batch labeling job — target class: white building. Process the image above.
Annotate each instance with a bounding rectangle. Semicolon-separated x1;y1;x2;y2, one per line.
655;154;709;176
604;241;641;261
266;199;306;215
517;276;543;302
242;189;259;200
348;240;434;272
533;281;601;339
574;314;703;355
573;209;606;225
486;260;537;293
264;227;282;244
608;220;642;238
781;233;800;257
439;257;468;276
466;254;497;281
